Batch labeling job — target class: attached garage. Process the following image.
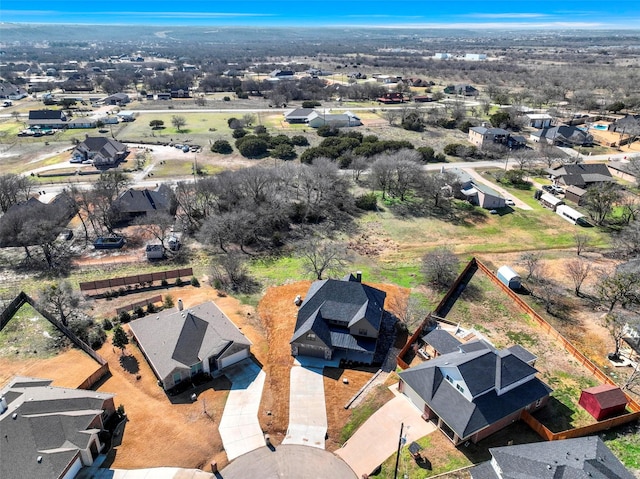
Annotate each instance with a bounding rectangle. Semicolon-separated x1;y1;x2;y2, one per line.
218;347;250;369
297;344;329;358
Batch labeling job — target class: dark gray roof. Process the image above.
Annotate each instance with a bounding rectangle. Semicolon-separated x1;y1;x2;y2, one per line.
0;376;114;479
113;184;174;215
507;344;537;364
548;163;613;186
398;344;550;440
285;108;315;119
538;125;590;144
129;301;252;380
77;136;126;157
470;436;635;479
28;109;66;120
459;340;492;353
422;329;462;355
291;275;386;353
470;126;509;136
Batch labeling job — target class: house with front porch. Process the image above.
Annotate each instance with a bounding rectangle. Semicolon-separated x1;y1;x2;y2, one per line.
72;136;128;167
129;301;252;391
290;272;386;365
398;340;552;445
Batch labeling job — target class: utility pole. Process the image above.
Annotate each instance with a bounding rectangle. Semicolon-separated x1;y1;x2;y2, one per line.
393;422;404;479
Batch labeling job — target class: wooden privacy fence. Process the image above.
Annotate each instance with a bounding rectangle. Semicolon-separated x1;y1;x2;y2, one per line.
396;258;479;370
474;258;640;413
0;292;110;390
79;267;193;293
116;295;163;316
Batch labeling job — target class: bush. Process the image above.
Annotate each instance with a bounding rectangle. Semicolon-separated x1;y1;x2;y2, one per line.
253;125;268;135
88;328;106;349
118;311;131;323
146;302;157;314
316;125;340;137
232;128;247;139
223;96;231;102
102;318;113;331
271;143;296;160
190;276;200;287
163;295;175;308
237;137;269;158
289;134;308;145
176;277;184;286
458;120;474;133
161;278;168;287
436;118;457;129
355;192;378;211
211;139;233;154
302;100;321;108
134;306;145;318
117;404;125;416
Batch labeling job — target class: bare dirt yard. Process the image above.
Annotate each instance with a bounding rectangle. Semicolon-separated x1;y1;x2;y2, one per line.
257;279;410;451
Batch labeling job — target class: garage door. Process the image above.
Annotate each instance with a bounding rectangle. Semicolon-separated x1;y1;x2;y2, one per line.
298;344;326;358
61;456;83;479
219;348;250;369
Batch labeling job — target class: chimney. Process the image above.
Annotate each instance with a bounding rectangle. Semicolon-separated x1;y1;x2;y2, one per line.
356;271;362;282
177;299;183;311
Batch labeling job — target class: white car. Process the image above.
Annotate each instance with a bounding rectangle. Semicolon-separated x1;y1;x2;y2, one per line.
505;199;515;206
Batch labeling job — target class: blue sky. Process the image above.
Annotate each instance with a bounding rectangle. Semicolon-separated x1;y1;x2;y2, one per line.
1;0;639;27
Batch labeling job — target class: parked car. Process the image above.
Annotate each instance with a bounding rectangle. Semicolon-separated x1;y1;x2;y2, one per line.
505;199;515;206
542;185;553;192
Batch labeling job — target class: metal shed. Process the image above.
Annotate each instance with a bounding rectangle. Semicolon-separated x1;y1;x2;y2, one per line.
497;266;521;290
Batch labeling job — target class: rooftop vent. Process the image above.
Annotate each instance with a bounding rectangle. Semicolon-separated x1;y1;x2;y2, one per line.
37;456;43;463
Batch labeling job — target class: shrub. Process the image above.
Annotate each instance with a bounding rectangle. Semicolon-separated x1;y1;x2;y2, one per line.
176;277;183;286
290;135;309;146
118;311;131;323
316;125;340;137
211;139;233;154
117;404;125;416
161;278;168;287
271;143;296;160
102;318;113;331
146;302;157;314
253;125;267;135
164;295;175;308
237;137;269;158
88;329;106;349
134;306;145;318
223;96;231;102
302;100;321;108
232;128;247;139
190;276;200;287
355;192;378;211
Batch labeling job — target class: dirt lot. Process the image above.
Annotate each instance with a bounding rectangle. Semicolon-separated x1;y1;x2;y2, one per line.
257;279;409;451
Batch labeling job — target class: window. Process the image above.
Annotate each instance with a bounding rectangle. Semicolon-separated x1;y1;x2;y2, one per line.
535;398;542;408
307;332;316;341
445;375;452;383
358;328;368;336
456;384;465;394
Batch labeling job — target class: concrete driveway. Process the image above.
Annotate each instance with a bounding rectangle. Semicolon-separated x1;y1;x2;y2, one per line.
281;365;327;449
79;467;214;478
218;359;267;460
335;394;436;478
463;168;533;211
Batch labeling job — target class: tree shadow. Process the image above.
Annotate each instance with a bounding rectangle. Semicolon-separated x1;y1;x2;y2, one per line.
119;353;139;374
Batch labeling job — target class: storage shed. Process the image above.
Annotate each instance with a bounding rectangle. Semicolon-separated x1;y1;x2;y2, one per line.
578;384;627;421
497;266;521;290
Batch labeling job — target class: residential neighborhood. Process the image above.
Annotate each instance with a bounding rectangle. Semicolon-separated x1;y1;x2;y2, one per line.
1;21;640;479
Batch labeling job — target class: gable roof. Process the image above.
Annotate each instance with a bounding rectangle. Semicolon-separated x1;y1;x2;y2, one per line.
284;108;315;120
112;184;174;215
470;126;509;136
291;275;386;352
76;136;126;156
535;125;589;144
547;163;614;186
399;344;550;439
581;384;627;409
0;376;114;479
129;301;251;380
470;436;635;479
28;109;66;120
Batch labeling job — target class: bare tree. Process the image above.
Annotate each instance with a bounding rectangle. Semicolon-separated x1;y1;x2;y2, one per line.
614;220;640;258
209;252;257;293
299;236;352;280
38;281;80;326
351;156;369;182
134;211;175;256
421;246;460;289
573;233;590;256
602;313;630;359
597;271;640;313
565;258;591;296
0;174;34;213
520;252;542;281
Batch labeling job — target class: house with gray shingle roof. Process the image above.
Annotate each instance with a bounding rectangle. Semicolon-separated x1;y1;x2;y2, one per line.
546;163;614;188
72;136;128;167
129;301;252;391
470;436;635;479
290;273;386;365
398;340;552;445
0;376;116;479
110;184;176;223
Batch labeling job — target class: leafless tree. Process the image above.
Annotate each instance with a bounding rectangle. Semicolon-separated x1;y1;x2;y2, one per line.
421;246;460;289
209;252;257;293
0;174;34;213
520;252;542;281
351;156;369;182
573;233;590;256
613;220;640;258
565;258;591;296
170;115;187;132
134;211;175;255
299;236;352;280
597;271;640;313
602;312;632;359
